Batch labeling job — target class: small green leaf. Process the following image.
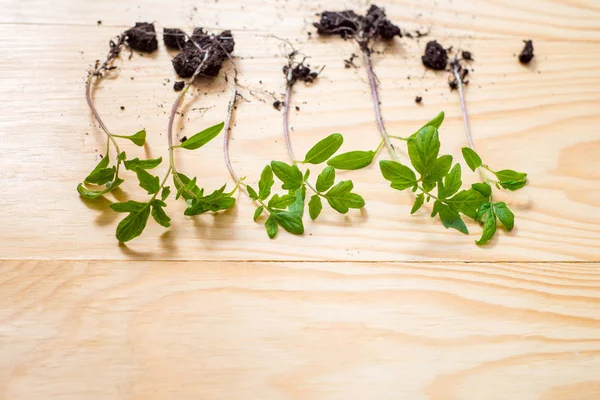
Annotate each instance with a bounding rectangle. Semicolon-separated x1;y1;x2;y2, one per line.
324;181;365;214
446;188;487;220
178;122;224;150
151;200;171;228
124;157;162;171
258;165;274;200
304;169;310;181
439;163;462;199
476;202;491;222
115;129;146;146
288;187;306;217
174;173;203;201
427;155;453;182
254;206;264;221
268;194;296;209
303;133;343;164
327;150;375;170
411;193;424;214
118;152;127;161
77;178;124;199
271;161;303;190
499;180;527;191
316;165;335;192
247;185;259;200
184;185;236;216
380;160;417;190
273;211;304;235
110;200;147;213
415;111;445;133
461;147;482;171
493;169;527;182
161;186;171;201
115;206;151;242
476;209;497;245
265;215;278;238
136;169;160;194
436;201;469;234
471;182;492;198
308;195;323;220
407;126;440;176
84;156;114;185
493;202;514;231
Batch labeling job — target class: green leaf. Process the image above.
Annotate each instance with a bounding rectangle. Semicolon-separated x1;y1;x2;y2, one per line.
476;209;497;245
265;215;278;238
499;180;527;191
174;173;203;201
151;200;171;228
476;202;491;222
124;157;162;171
77;177;124;199
258;165;274;200
247;185;259;200
136;169;160;194
435;201;469;234
110;200;147;213
114;129;146;146
427;155;453;182
115;206;151;242
253;206;264;221
493;202;514;231
446;188;487;220
407;126;440;176
303;133;343;164
415;111;445;133
439;163;462;199
461;148;482;172
411;193;424;214
493;169;527;182
271;161;303;191
324;180;365;214
268;194;295;209
84;156;115;185
471;182;492;198
184;185;236;216
118;151;127;161
327;150;375;170
308;195;323;220
161;186;171;201
316;165;335;192
380;160;417;190
304;169;310;181
273;211;304;235
178;122;224;150
288;187;306;217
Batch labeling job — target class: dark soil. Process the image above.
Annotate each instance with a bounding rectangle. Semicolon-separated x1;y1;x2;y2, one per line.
273;100;283;110
462;50;472;61
163;28;187;50
519;40;534;64
284;62;320;85
170;28;235;78
125;22;158;52
180;136;187;143
313;4;401;51
448;59;469;90
422;40;448;71
415;96;422;103
344;53;358;68
173;81;185;91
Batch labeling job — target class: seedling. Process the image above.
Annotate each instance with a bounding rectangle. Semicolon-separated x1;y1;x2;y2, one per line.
78;23;158;200
222;51;365;238
313;5;403;165
107;28;238;242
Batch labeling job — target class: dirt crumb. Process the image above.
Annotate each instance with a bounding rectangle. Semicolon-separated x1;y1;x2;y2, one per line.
519;40;534;64
173;81;185;91
415;96;422;103
163;28;187;50
125;22;158;52
422;40;448;71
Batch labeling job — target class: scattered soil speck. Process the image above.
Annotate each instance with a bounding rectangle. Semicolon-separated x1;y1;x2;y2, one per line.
415;96;422;103
462;50;472;60
120;106;125;110
97;20;102;25
422;40;448;70
273;100;283;110
519;40;534;64
295;106;300;111
173;81;185;91
180;136;187;143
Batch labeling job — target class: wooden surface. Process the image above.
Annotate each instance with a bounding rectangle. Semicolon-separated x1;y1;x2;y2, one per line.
1;0;599;398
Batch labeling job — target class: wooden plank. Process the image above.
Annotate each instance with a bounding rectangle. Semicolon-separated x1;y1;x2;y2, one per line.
1;260;599;399
1;0;600;261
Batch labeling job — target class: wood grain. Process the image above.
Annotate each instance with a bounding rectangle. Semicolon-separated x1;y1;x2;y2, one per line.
1;260;599;399
1;6;599;260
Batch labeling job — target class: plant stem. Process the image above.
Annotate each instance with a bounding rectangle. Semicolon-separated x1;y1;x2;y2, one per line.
452;62;491;190
223;84;240;182
85;74;121;156
305;181;320;195
362;51;400;163
282;83;296;163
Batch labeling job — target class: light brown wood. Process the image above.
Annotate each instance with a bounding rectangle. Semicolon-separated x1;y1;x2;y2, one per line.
1;0;600;260
1;260;600;399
